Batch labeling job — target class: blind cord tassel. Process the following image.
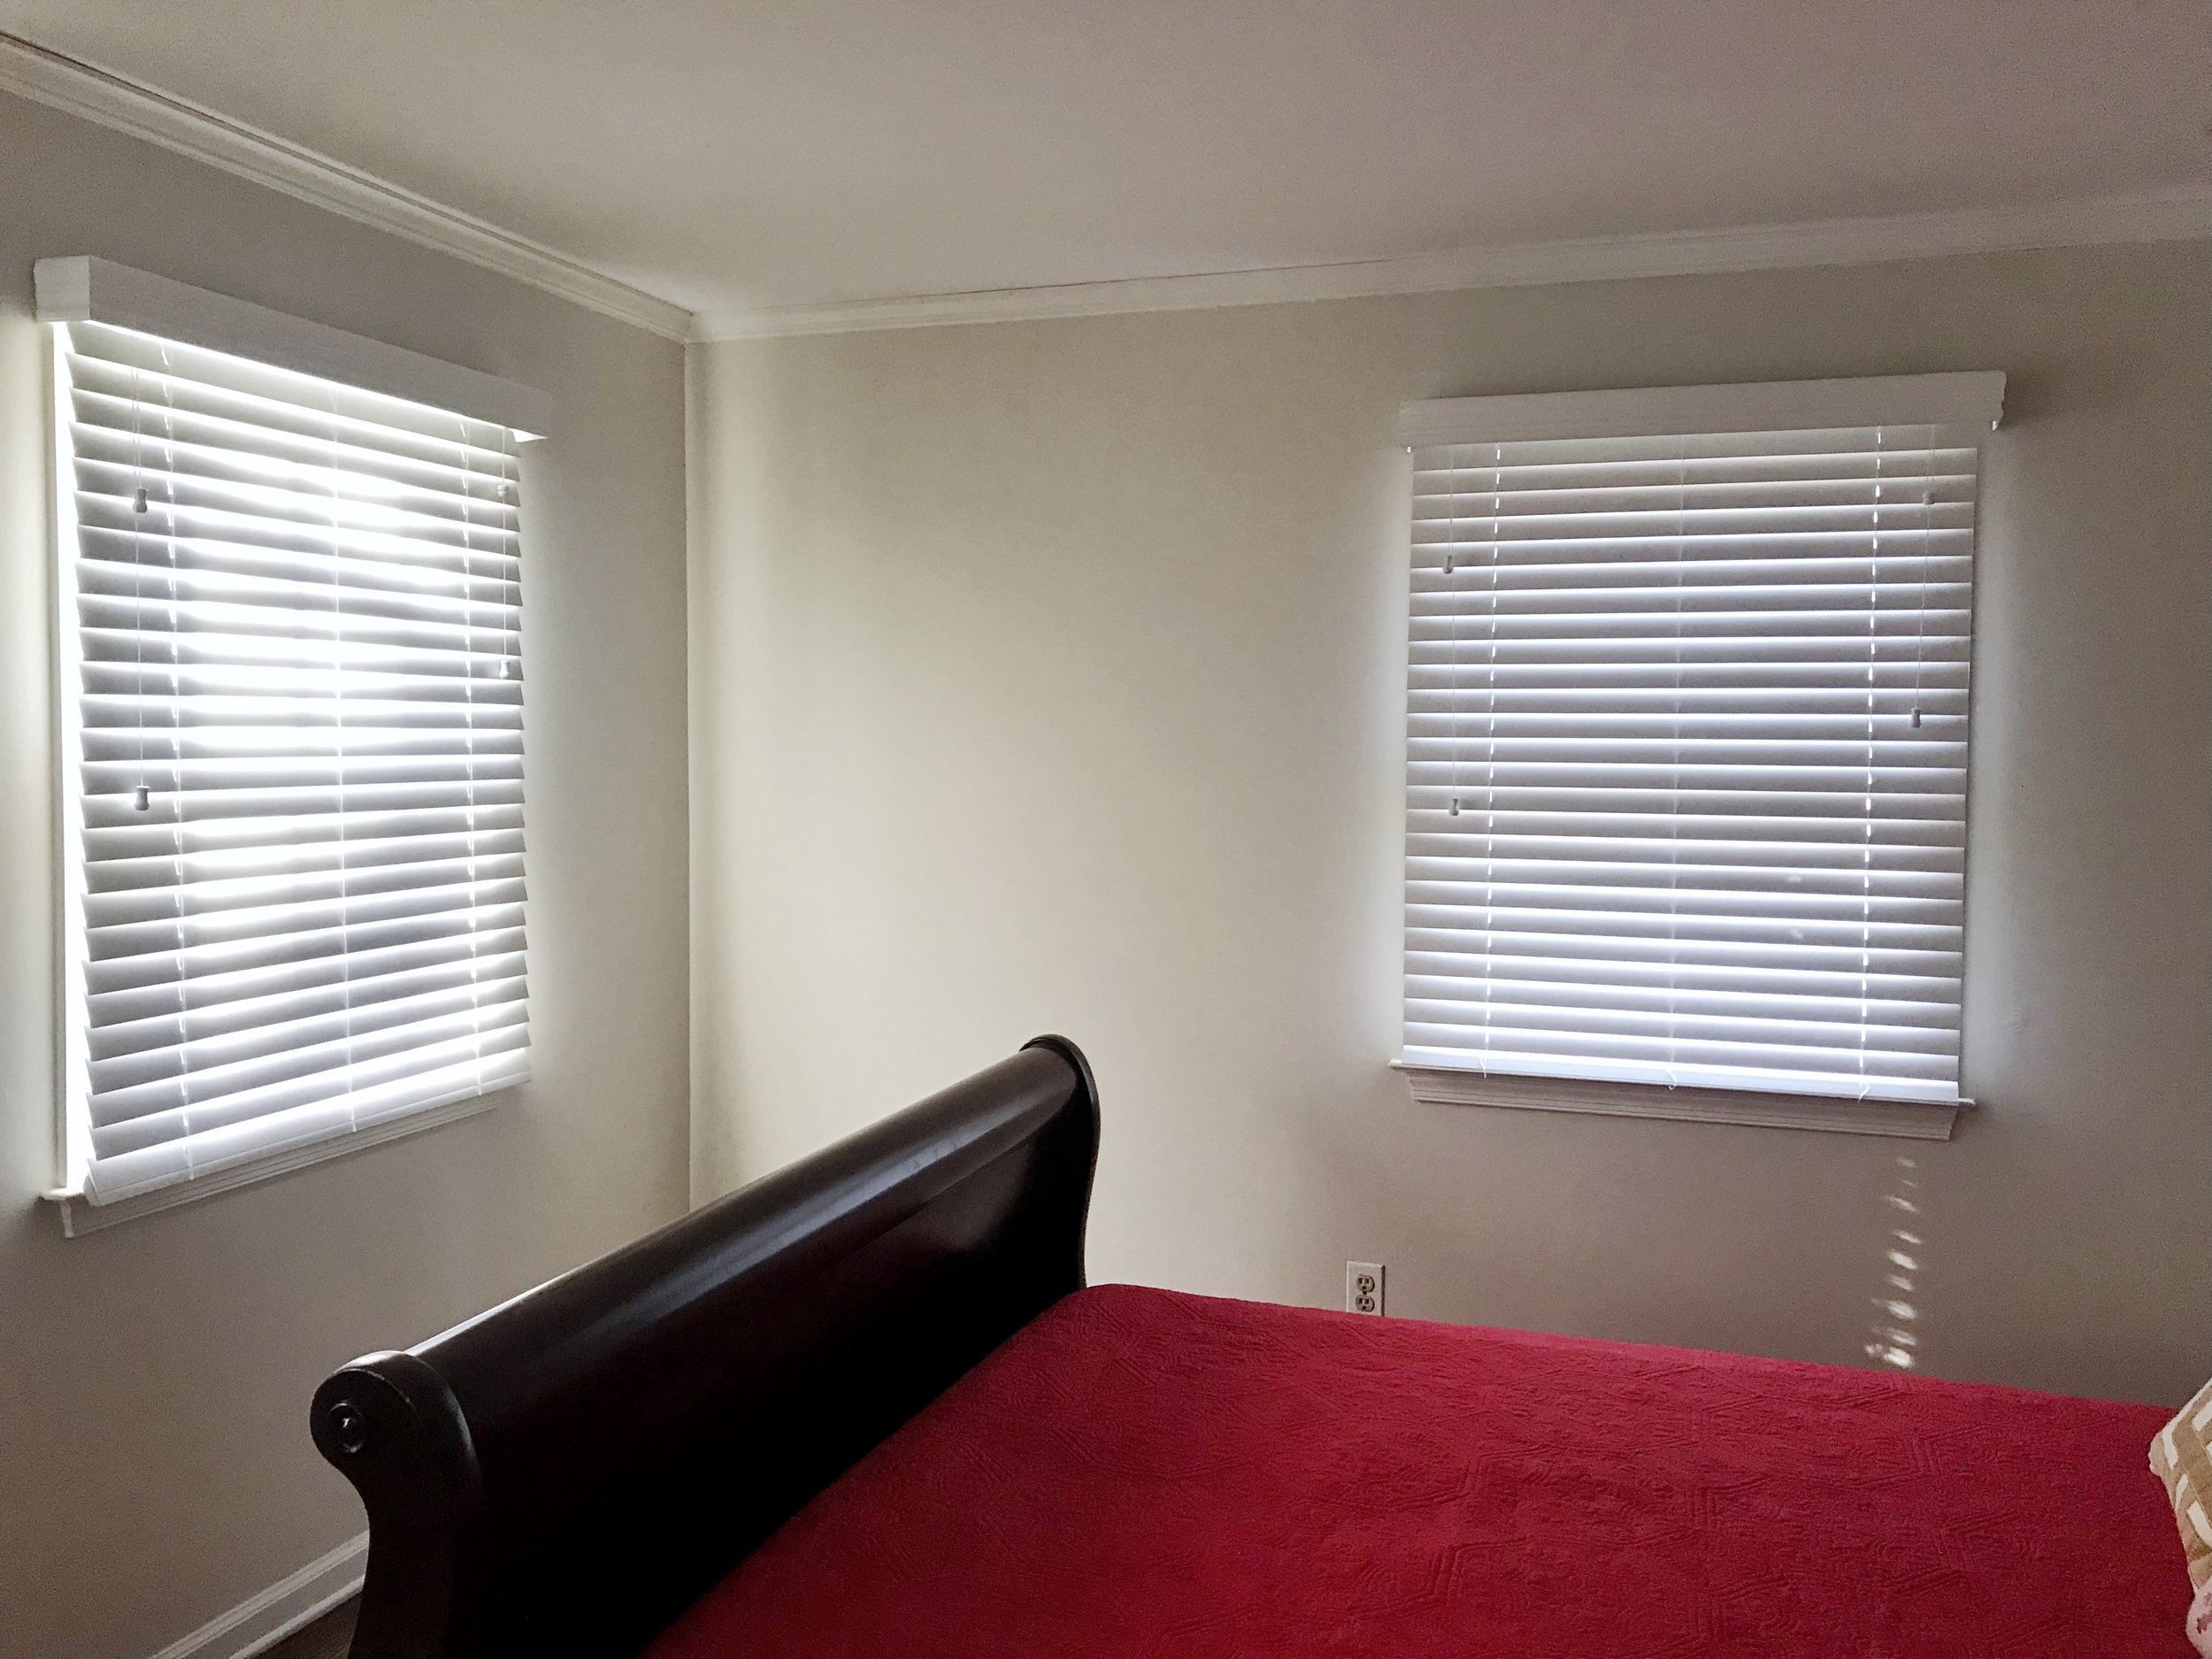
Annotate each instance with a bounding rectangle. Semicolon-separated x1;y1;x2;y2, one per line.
132;783;151;811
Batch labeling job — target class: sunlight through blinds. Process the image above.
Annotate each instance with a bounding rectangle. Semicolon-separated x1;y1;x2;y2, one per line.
53;318;532;1203
1403;378;2000;1105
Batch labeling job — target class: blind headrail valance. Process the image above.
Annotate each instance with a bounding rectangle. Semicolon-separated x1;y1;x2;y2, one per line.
1402;373;2004;449
35;256;552;439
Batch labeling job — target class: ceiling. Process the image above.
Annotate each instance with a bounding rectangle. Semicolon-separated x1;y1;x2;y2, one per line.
3;0;2207;327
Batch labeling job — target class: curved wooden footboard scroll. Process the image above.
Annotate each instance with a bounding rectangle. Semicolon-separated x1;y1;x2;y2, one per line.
311;1036;1101;1659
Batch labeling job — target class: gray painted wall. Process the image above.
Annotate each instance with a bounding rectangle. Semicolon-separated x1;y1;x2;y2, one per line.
689;240;2210;1410
0;92;692;1657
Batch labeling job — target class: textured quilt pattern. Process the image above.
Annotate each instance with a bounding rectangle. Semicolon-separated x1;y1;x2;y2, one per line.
649;1284;2189;1657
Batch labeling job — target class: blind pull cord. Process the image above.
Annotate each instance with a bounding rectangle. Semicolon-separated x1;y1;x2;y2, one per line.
1860;429;1885;1093
156;339;192;1160
1482;442;1501;1063
1443;457;1457;817
457;414;486;1083
1911;447;1934;728
1442;444;1460;823
130;366;152;811
325;387;358;1121
1666;437;1686;1088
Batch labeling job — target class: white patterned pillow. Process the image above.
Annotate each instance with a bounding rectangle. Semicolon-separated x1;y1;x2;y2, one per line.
2150;1377;2212;1656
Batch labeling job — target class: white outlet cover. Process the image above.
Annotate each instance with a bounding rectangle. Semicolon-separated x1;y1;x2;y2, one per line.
1345;1261;1386;1316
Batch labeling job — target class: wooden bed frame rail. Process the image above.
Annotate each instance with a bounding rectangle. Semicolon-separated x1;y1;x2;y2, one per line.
311;1037;1101;1659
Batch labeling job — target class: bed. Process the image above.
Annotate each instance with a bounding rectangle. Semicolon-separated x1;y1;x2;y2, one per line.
312;1038;2190;1657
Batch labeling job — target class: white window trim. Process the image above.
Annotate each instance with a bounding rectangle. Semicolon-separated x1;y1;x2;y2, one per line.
1396;373;2002;1139
1395;1064;1965;1141
36;257;547;1233
42;1093;504;1237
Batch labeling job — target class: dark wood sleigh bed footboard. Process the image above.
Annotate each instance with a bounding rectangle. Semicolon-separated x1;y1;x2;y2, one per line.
311;1036;1101;1659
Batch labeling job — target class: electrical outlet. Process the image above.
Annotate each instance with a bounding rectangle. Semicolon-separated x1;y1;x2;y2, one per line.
1345;1261;1385;1316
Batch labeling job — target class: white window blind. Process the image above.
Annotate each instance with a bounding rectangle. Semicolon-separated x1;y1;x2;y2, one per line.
1402;375;2001;1109
50;306;534;1209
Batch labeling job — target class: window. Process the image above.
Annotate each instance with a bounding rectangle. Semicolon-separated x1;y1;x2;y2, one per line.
38;258;550;1231
1397;374;2003;1138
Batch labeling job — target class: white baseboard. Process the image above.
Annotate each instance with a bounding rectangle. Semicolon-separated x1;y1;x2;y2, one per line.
150;1533;366;1659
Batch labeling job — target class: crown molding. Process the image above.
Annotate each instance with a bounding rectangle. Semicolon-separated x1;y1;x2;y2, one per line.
695;184;2212;342
0;32;694;342
5;27;2199;350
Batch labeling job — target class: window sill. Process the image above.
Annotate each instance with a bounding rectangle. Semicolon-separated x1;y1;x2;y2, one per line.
1394;1063;1965;1141
42;1089;505;1238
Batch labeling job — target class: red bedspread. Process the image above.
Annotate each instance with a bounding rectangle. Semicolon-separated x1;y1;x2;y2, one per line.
649;1284;2188;1657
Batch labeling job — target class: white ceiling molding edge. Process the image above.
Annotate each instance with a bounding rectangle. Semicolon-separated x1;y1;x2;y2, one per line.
0;32;695;342
695;185;2212;342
